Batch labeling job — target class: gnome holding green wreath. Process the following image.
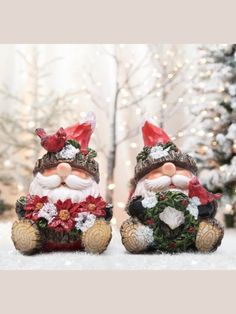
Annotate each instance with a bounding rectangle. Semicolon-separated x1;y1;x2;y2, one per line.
12;112;112;255
120;120;224;254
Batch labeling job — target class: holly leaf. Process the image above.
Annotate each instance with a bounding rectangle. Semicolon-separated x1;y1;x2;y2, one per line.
70;228;80;236
66;139;81;149
163;141;178;152
87;147;97;158
38;218;48;229
136;146;151;161
16;196;27;218
17;196;27;206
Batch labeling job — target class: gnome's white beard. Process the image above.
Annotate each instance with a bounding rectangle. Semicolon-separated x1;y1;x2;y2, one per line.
133;174;191;198
29;172;100;203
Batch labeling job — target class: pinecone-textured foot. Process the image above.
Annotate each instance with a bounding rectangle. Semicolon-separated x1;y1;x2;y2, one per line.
120;218;152;253
12;219;42;255
196;219;224;253
81;219;112;254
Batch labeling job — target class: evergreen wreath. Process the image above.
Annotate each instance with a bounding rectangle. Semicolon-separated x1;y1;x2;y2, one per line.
143;190;199;253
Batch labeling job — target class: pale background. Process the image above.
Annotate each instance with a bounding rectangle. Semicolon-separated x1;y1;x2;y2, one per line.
0;44;201;225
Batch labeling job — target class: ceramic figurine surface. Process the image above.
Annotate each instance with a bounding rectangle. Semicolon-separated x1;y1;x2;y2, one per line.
12;112;112;255
120;120;224;253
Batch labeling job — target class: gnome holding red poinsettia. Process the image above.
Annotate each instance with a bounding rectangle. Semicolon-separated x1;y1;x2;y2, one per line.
12;112;112;255
120;120;224;254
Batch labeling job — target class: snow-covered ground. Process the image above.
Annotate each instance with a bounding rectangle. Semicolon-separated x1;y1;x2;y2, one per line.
0;222;236;270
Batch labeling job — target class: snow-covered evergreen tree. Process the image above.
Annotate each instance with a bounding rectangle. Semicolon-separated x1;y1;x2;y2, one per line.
189;44;236;220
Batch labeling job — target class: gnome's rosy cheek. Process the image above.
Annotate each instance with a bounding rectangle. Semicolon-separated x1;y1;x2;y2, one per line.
147;162;177;179
43;163;72;178
175;168;193;178
42;167;57;176
71;168;91;179
145;168;163;180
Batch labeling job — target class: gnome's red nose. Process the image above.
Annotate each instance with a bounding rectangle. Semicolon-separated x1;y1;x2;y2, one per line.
57;163;72;177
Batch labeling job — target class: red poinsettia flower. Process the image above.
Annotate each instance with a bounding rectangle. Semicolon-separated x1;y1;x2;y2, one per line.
78;195;107;217
48;199;79;232
24;195;49;221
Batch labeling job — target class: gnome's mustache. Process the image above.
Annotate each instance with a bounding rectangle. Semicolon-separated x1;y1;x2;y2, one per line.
144;174;191;191
35;172;92;190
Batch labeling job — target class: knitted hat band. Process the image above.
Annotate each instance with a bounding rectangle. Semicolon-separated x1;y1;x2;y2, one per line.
134;150;198;184
33;153;100;183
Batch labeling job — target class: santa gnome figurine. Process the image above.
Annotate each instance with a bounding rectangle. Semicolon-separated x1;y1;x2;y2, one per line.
120;120;224;253
12;112;112;255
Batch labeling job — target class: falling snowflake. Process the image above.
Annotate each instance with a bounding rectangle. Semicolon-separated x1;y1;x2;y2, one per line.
142;195;158;208
56;144;80;159
75;212;96;232
186;197;200;220
149;145;170;160
38;203;57;223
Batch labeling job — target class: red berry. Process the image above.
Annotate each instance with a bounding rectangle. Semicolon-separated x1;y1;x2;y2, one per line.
147;218;154;225
159;193;165;201
169;242;176;248
181;199;189;207
188;226;195;234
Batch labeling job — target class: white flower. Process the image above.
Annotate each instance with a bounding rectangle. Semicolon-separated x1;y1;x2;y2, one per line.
159;206;185;230
136;225;154;245
150;145;170;160
38;203;57;223
75;212;96;232
186;197;200;220
142;195;158;208
57;144;80;159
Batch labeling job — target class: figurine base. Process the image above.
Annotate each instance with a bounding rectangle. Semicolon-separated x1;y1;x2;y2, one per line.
120;217;224;254
12;218;112;255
